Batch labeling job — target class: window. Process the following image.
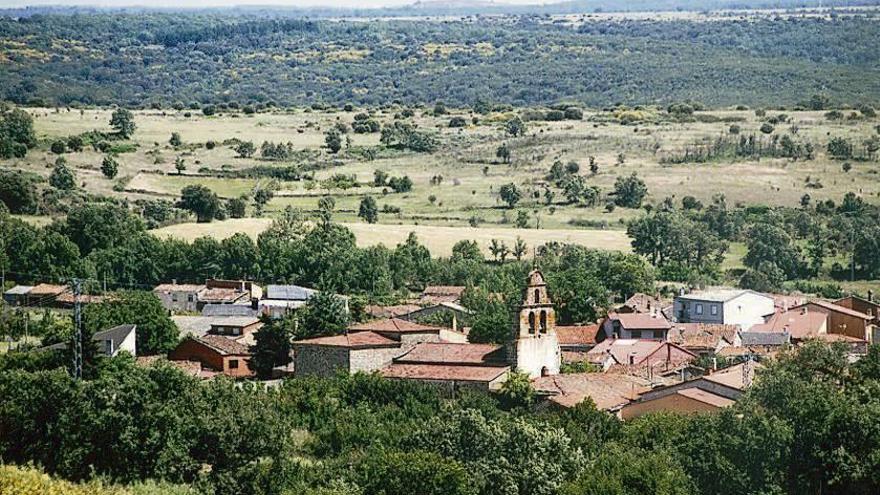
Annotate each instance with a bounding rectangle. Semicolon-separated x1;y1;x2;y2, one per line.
232;328;240;336
631;330;643;339
172;293;179;302
188;294;195;302
653;330;664;339
695;303;703;315
229;359;239;369
710;304;718;316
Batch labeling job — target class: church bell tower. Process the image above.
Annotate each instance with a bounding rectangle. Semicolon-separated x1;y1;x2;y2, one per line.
507;269;561;378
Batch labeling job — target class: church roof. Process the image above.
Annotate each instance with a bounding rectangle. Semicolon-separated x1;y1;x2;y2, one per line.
349;318;441;334
294;331;400;349
381;363;509;383
394;342;505;365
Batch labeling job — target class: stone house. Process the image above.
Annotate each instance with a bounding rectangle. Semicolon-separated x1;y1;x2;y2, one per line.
293;331;403;378
674;288;774;330
293;318;450;376
153;282;205;313
382;342;510;392
169;335;253;378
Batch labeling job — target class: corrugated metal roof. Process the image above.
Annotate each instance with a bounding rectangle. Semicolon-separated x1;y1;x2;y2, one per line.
265;284;318;301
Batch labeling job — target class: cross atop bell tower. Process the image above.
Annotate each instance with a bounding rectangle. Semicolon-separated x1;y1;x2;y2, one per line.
517;269;556;338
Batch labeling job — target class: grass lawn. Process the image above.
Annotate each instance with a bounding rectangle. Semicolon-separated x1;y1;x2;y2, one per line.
150;218;632;257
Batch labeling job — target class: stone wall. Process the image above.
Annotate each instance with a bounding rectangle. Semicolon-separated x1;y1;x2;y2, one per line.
293;345;350;378
350;347;401;373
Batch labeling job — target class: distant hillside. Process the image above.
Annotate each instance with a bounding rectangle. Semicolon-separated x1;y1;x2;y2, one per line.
0;13;878;108
2;0;879;18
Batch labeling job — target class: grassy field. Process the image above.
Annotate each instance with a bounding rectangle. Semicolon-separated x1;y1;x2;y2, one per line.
10;106;879;231
150;219;632;257
6;104;880;290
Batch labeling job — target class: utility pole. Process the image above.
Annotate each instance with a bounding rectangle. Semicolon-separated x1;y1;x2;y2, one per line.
71;278;82;380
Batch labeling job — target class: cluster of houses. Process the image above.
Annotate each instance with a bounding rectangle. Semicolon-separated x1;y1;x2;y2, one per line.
6;273;879;419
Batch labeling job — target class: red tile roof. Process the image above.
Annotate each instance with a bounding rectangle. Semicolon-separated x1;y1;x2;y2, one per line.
28;283;67;296
556;324;601;346
381;363;509;383
365;304;423;319
200;288;248;303
154;283;205;292
532;373;650;409
667;323;738;350
607;312;672;330
349;318;440;334
293;331;399;349
196;335;251;355
395;342;504;365
622;293;664;313
561;350;591;363
422;286;466;296
751;309;827;339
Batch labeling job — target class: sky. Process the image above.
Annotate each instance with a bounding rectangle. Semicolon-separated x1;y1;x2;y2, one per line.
0;0;560;8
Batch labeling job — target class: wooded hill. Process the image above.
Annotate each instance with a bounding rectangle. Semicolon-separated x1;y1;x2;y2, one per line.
0;12;878;108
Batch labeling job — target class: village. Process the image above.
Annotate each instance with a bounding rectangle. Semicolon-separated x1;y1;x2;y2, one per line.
6;270;877;420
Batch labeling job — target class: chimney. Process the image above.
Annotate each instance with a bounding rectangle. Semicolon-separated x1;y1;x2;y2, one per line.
629;353;636;365
869;290;874;303
172;278;177;285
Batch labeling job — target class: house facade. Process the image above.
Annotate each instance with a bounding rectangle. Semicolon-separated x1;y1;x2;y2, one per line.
169;335;253;378
674;289;774;330
602;312;672;340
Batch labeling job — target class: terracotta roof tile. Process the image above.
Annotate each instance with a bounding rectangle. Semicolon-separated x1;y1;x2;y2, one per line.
365;304;423;319
423;286;466;296
395;342;504;365
532;373;650;410
200;288;248;303
622;293;665;313
196;335;251;355
381;363;509;383
667;323;738;350
607;312;671;330
293;331;399;349
349;317;440;334
28;283;67;296
751;309;827;339
556;324;601;345
153;283;205;292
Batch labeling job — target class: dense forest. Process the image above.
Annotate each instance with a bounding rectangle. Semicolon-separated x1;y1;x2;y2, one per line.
0;12;878;107
1;341;879;495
